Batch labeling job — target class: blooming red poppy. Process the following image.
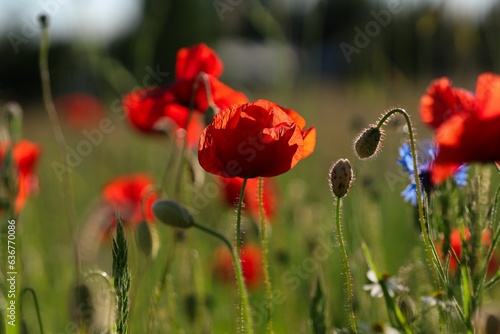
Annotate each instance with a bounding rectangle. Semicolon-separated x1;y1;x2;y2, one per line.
219;177;278;221
198;99;316;178
123;43;247;136
420;78;476;130
7;140;41;213
445;228;498;277
101;174;158;235
55;93;105;130
213;243;263;289
423;73;500;184
175;43;223;80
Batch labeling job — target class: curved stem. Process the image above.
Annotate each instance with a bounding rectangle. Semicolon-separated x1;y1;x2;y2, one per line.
258;177;273;333
20;287;44;334
335;198;357;333
377;108;440;287
193;222;254;333
39;16;81;275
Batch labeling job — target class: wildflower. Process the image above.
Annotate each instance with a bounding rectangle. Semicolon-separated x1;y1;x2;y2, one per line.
419;77;476;130
358;322;400;334
397;142;468;205
0;140;41;213
213;243;263;289
219;177;278;222
421;291;455;313
419;73;500;184
198;99;316;178
123;43;247;135
363;270;408;298
100;174;158;235
444;228;498;276
55;93;105;130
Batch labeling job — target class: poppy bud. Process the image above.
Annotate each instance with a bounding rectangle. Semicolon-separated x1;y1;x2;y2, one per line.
152;199;195;228
397;294;416;323
329;159;353;198
38;14;48;28
354;126;382;159
135;221;159;259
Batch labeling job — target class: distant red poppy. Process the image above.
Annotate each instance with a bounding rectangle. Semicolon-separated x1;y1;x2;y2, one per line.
423;73;500;184
213;243;263;289
420;78;476;130
101;174;158;235
198;99;316;178
445;228;498;277
175;43;223;80
219;177;278;222
8;140;41;213
123;43;247;137
55;93;105;130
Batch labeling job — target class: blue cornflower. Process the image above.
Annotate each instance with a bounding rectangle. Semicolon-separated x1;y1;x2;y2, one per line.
397;142;469;205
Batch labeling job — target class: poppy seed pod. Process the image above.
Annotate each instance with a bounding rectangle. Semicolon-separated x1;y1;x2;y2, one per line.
354;126;382;159
329;159;353;198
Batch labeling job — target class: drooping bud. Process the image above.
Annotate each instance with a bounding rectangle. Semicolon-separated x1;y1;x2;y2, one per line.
152;199;195;228
354;126;382;159
329;159;353;198
135;221;159;259
397;294;416;323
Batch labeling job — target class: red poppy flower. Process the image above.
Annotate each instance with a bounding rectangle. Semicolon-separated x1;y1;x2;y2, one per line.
175;43;223;80
420;78;476;130
444;228;498;276
55;93;105;130
101;174;158;234
198;99;316;178
424;73;500;184
219;177;278;221
123;43;247;137
8;140;41;213
213;243;263;289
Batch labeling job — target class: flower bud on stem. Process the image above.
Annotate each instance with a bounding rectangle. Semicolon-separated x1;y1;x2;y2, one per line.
329;159;357;333
357;108;444;291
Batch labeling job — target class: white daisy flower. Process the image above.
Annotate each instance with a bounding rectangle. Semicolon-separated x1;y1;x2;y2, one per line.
363;270;409;298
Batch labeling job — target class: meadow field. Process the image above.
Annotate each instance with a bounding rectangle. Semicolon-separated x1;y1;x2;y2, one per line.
2;1;500;333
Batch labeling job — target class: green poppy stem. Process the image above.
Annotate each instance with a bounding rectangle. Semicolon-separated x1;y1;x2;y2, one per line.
258;177;274;333
335;198;357;333
38;15;81;275
376;108;440;287
236;178;248;254
193;222;254;333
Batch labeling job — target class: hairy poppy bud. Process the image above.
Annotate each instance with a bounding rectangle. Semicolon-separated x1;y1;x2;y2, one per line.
354;126;382;159
329;159;353;198
153;199;195;228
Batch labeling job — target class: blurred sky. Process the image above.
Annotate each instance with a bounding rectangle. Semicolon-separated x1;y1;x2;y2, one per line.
0;0;142;44
0;0;497;45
